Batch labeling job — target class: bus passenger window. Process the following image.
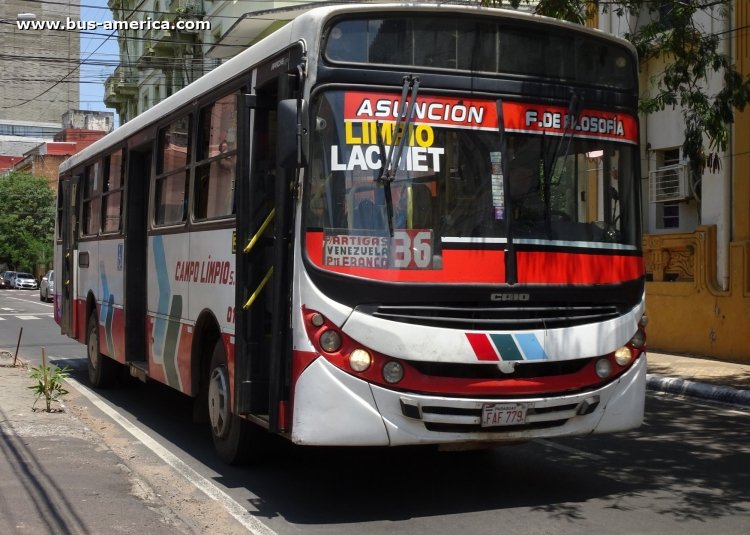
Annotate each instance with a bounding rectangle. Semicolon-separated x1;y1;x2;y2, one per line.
155;172;188;225
82;161;101;236
102;149;124;233
194;93;238;220
155;115;191;226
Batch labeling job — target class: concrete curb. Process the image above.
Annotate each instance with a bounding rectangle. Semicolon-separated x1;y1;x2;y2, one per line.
647;374;750;408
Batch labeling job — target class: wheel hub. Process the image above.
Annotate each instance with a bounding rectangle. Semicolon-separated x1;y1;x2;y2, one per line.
208;365;230;438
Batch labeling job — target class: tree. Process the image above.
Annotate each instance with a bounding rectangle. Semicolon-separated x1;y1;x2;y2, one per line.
484;0;750;178
0;172;55;272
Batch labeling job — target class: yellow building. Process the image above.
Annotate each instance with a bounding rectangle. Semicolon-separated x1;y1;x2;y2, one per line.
638;4;750;362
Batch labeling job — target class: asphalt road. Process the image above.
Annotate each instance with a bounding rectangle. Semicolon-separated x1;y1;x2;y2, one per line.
1;290;748;534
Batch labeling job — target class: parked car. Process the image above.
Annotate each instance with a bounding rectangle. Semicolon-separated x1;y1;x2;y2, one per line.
39;270;54;302
2;271;16;289
0;272;6;289
13;272;38;290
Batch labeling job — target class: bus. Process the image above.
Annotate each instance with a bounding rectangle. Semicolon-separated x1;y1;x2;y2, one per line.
55;4;647;463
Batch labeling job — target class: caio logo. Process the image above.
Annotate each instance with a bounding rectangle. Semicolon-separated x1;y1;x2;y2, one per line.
490;293;530;302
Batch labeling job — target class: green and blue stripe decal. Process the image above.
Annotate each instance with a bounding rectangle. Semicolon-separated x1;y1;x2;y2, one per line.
152;235;183;389
466;333;548;361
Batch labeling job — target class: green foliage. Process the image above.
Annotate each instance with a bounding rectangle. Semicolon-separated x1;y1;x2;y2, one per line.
483;0;750;177
28;363;70;412
0;172;55;271
613;0;750;175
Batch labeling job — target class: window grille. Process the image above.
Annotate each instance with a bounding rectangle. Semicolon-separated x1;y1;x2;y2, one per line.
649;163;689;203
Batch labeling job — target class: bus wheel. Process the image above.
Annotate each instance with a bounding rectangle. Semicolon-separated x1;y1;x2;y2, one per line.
87;313;118;388
207;340;253;464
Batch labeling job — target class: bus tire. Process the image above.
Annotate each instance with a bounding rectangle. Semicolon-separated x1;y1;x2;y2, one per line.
87;313;118;388
208;339;254;464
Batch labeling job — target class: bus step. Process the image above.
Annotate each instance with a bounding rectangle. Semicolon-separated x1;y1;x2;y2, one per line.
128;361;148;383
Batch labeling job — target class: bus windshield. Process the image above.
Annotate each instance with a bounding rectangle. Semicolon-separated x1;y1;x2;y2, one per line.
304;89;639;282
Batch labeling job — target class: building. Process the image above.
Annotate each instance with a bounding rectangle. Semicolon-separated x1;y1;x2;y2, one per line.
6;110;114;187
104;0;304;124
10;141;82;189
105;0;220;124
61;110;115;133
0;1;80;124
0;1;82;166
594;2;750;361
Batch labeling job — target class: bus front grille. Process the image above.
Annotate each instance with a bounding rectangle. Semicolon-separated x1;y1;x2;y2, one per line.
408;359;589;380
363;303;620;330
400;399;585;434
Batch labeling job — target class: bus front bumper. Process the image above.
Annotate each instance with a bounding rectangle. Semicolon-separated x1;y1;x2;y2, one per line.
290;354;646;446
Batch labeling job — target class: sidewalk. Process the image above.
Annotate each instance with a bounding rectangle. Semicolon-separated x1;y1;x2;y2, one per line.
0;361;193;534
646;351;750;407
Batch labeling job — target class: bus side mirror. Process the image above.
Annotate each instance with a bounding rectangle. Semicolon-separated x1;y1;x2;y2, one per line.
277;99;308;169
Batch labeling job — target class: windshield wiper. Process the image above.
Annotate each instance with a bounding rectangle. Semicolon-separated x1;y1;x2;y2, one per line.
376;75;420;236
542;91;581;234
497;99;518;285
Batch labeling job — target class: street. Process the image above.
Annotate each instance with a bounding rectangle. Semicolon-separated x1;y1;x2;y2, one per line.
1;290;748;534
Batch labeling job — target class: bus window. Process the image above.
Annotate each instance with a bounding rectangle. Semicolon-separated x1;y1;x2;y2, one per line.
155;172;188;226
155;115;191;226
102;149;125;234
195;92;238;220
82;161;101;236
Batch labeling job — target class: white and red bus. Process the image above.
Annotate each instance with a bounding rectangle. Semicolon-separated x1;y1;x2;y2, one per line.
55;4;647;463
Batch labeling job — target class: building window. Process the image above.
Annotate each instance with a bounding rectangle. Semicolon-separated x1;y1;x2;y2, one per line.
655;148;680;229
657;202;679;229
658;1;676;31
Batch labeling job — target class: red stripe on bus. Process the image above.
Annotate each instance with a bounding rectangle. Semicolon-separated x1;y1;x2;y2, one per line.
306;232;505;283
307;232;642;285
516;251;643;284
465;333;499;361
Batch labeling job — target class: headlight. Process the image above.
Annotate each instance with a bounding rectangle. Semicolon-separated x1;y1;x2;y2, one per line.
319;329;342;352
630;329;646;349
595;358;612;379
310;312;325;327
382;361;404;384
349;349;372;372
614;347;633;366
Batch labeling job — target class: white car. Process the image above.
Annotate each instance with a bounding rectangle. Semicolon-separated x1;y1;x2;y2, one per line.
13;272;38;290
40;270;54;302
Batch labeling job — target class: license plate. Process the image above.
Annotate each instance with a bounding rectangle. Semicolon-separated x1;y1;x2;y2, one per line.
481;403;528;428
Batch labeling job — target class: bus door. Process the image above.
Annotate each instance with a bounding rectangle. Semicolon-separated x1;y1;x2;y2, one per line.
124;144;152;367
235;45;304;433
60;174;80;338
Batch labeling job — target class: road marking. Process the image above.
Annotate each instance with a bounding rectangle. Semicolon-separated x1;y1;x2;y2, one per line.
66;377;278;535
0;313;54;318
536;439;606;461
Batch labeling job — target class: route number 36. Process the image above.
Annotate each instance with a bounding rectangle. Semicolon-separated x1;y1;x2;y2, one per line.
392;230;433;269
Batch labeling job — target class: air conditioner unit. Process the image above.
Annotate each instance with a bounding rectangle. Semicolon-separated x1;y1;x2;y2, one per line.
649;163;689;203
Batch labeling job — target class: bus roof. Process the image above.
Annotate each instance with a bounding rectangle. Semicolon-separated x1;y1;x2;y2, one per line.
59;3;635;175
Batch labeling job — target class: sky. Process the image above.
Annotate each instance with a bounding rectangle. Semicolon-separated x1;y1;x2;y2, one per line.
78;0;119;121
